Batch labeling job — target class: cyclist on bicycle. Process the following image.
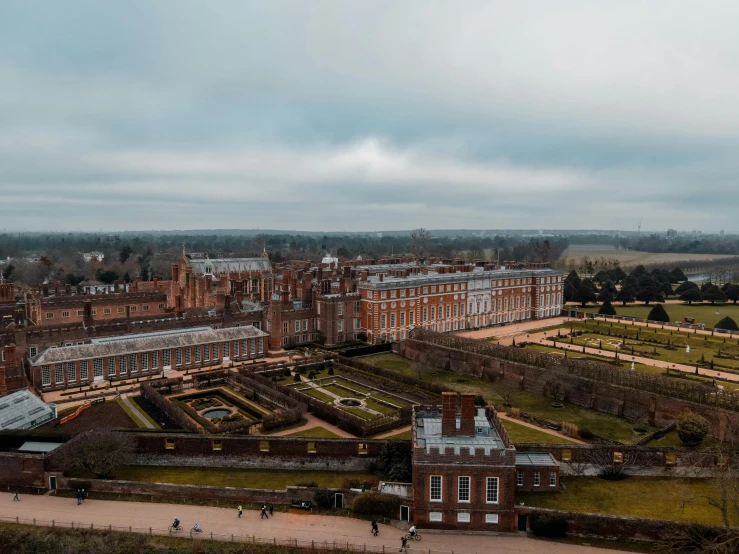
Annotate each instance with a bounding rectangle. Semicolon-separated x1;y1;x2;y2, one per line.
408;525;416;539
193;522;202;533
172;517;180;529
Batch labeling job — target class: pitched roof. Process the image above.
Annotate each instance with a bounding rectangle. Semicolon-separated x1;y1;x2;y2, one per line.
0;390;57;430
188;258;272;274
31;325;268;366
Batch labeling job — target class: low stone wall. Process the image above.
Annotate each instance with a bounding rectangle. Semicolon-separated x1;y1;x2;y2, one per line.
518;506;739;544
60;477;359;506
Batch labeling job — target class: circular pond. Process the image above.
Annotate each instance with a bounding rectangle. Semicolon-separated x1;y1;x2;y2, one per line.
338;398;362;407
203;408;231;419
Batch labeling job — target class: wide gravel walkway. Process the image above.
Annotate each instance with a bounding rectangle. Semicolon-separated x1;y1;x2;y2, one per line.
1;492;629;554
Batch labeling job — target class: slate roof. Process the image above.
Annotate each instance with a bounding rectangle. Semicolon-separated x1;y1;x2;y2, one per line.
31;325;268;366
0;390;57;430
515;452;558;467
188;258;272;274
415;408;507;455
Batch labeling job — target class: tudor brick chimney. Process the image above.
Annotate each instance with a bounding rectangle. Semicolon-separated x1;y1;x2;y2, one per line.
459;393;476;436
441;391;457;436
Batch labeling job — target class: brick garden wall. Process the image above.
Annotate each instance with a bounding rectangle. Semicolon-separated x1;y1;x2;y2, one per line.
400;339;738;441
0;453;46;487
129;433;400;471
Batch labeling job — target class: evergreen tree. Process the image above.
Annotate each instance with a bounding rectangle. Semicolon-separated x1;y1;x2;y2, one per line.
675;281;699;295
716;316;739;331
724;285;739;305
636;287;663;305
565;270;582;290
647;303;670;323
630;265;647;278
563;281;576;303
615;286;636;306
597;288;614;303
671;267;688;282
660;281;674;298
598;299;617;316
702;284;727;305
573;283;597;307
679;288;702;305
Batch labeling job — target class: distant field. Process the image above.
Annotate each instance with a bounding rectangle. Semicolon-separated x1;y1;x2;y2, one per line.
560;244;738;269
574;302;739;328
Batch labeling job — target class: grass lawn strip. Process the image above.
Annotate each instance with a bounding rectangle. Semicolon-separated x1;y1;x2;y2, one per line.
362;353;655;443
501;418;578;445
112;466;376;490
382;429;412;440
572;302;739;329
299;387;335;403
124;396;161;428
115;398;149;429
517;476;736;526
363;398;398;416
285;426;342;438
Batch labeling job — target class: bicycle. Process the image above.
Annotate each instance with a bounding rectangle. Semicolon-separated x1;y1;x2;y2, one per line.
191;526;203;534
405;532;422;541
169;525;183;532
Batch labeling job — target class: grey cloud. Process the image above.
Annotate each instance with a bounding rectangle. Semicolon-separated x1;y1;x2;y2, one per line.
1;1;739;232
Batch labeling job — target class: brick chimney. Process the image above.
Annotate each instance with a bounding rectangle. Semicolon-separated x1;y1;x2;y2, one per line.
441;392;457;436
459;393;476;436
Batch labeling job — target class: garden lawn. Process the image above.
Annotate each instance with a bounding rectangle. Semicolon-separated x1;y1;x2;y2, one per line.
285;426;342;438
573;302;739;329
382;429;412;440
362;353;656;443
517;476;735;526
501;419;578;445
364;398;397;416
298;387;335;404
111;466;376;490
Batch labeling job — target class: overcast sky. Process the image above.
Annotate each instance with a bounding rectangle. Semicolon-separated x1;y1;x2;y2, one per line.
2;1;739;233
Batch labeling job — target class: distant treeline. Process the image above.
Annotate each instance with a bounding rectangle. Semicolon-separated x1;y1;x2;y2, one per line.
0;231;569;288
619;234;739;255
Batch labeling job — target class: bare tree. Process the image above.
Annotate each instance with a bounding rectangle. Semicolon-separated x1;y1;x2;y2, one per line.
411;228;431;261
583;447;656;480
61;428;136;479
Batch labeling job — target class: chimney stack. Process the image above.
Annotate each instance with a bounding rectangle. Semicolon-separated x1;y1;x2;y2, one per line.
459;393;476;436
441;392;457;436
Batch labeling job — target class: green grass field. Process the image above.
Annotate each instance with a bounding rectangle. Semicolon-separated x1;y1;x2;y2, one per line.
500;418;578;444
517;476;733;526
572;302;739;329
381;429;412;440
111;466;375;490
285;426;342;438
362;353;657;443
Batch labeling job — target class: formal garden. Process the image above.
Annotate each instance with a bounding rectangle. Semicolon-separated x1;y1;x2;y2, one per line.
361;352;657;444
170;387;271;429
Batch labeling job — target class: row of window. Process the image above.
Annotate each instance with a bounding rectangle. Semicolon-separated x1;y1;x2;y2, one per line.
40;338;264;386
428;512;499;524
44;303;166;319
429;476;499;504
164;439;371;455
368;276;562;301
516;470;557;488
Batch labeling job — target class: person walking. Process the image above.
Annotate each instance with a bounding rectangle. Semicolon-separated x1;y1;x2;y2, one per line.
400;535;408;552
260;505;268;519
237;505;243;518
269;504;274;517
12;489;20;502
81;489;86;503
76;489;82;505
371;520;378;536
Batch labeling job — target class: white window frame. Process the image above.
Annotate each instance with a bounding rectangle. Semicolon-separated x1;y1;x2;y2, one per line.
457;513;471;523
42;365;51;386
429;512;442;522
67;362;76;382
430;475;442;502
55;363;64;384
550;472;557;488
517;471;524;487
534;471;541;487
163;349;171;368
107;358;115;377
119;355;127;375
486;477;499;504
458;476;470;503
80;360;89;381
152;351;159;370
141;353;148;371
175;349;182;367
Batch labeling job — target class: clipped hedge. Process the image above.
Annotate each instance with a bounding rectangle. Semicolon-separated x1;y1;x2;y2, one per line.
352;492;401;519
530;513;568;538
139;384;200;433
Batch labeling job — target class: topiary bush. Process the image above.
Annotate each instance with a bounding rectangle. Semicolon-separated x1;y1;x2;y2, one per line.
577;428;595;441
352;492;401;519
530;513;568;537
293;373;301;382
676;412;709;447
